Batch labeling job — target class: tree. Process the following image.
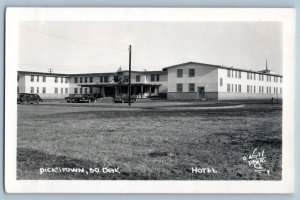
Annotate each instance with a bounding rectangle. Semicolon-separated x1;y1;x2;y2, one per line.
113;67;128;84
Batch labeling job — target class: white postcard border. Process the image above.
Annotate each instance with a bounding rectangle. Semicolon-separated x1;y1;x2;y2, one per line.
5;7;295;193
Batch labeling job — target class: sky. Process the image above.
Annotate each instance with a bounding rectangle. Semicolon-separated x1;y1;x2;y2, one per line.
19;21;282;74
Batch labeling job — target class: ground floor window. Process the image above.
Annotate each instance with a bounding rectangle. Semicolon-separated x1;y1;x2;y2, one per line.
30;87;34;93
61;88;63;94
65;88;68;94
188;83;195;92
37;87;39;94
42;87;46;93
55;88;58;94
74;88;78;94
177;83;183;92
227;84;230;92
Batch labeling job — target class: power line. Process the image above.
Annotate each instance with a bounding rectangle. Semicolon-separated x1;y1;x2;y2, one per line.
19;25;126;51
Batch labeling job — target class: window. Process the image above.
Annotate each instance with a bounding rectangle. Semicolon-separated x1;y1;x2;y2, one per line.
74;77;78;83
220;78;223;86
80;77;83;83
177;69;183;78
156;75;160;81
136;75;140;82
238;84;241;93
188;83;195;92
104;76;108;83
280;88;282;94
253;74;256;80
100;76;103;83
235;84;237;92
235;70;237;78
280;77;282;83
61;77;63;83
65;88;68;94
55;77;58;83
254;86;256;93
31;75;34;82
42;87;46;93
189;68;195;77
151;74;155;82
259;86;261;93
55;88;58;94
231;84;233;92
17;87;19;94
247;85;249;93
262;86;264;93
61;88;63;94
85;77;88;83
74;88;78;94
262;75;264;81
90;77;93;83
250;73;252;80
80;88;83;94
37;87;39;93
17;75;19;82
227;84;230;92
37;76;39;82
65;78;69;83
238;71;241;78
85;88;88;94
30;87;34;93
177;83;183;92
227;69;230;77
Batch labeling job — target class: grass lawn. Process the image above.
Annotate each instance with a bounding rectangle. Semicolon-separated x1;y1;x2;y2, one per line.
17;101;282;180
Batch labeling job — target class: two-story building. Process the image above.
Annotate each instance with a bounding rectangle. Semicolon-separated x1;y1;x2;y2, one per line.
17;70;168;99
164;61;282;100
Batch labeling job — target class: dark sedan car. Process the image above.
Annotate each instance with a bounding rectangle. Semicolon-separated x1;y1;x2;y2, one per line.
65;94;97;103
17;93;43;104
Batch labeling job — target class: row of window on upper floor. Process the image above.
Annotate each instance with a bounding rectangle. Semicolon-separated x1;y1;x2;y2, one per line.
176;68;195;78
227;69;282;82
22;75;70;83
174;68;282;83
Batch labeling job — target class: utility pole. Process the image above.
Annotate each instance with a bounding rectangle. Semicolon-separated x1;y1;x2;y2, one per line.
128;45;132;106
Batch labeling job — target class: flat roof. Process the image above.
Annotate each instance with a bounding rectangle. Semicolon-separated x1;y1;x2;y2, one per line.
18;70;167;76
163;61;283;77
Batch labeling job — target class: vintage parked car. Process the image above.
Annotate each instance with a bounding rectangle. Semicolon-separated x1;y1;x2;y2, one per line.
65;94;97;103
17;93;43;104
79;94;97;103
114;93;136;103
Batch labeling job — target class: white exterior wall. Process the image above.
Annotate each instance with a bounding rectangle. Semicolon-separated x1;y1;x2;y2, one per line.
218;68;282;99
69;74;114;94
167;63;218;92
20;74;70;99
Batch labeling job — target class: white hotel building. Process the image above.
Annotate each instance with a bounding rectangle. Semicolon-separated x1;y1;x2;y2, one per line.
17;61;282;100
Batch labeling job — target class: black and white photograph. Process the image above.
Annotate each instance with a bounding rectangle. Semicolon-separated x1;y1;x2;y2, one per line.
5;8;295;193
